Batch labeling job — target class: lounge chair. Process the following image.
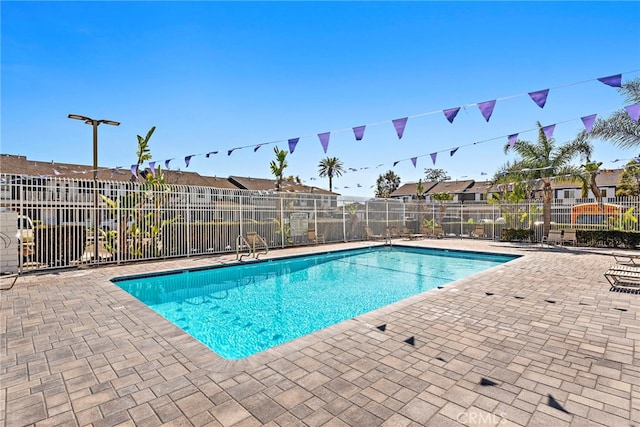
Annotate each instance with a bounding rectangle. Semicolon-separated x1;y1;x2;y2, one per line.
613;253;640;265
604;264;640;292
364;225;384;240
541;230;562;246
399;226;412;239
307;229;325;244
561;229;577;246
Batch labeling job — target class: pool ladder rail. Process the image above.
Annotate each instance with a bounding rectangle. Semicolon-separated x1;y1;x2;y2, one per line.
236;232;269;261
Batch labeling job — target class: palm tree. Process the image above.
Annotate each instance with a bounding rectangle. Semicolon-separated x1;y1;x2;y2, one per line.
269;146;288;191
576;78;640;149
504;121;593;237
317;157;344;192
579;159;603;200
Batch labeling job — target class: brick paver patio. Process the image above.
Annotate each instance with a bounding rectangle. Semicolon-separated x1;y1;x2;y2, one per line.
1;239;639;426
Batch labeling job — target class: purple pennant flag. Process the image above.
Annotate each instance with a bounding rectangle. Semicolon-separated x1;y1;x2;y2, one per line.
598;74;622;88
205;151;218;158
353;125;366;141
542;124;556;140
288;138;299;154
254;144;264;152
478;100;496;122
508;134;518;147
443;107;460;124
131;164;138;177
318;132;330;153
185;155;194;168
149;162;156;177
53;169;61;175
430;152;437;165
392;118;408;139
625;103;640;122
528;89;550;108
411;157;417;167
227;148;236;156
450;147;459;157
164;159;172;169
393;161;399;167
581;114;597;132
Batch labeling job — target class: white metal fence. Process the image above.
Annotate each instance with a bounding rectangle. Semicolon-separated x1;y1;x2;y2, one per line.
3;173;640;273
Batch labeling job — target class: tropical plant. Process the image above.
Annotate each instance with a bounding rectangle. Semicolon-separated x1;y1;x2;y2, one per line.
270;146;288;191
579;159;603;200
375;170;401;198
504;121;593;237
318;157;344;192
100;126;176;259
415;179;425;200
575;78;640;149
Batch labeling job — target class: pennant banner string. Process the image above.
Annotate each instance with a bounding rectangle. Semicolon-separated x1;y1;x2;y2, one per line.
137;69;640;166
40;69;640;179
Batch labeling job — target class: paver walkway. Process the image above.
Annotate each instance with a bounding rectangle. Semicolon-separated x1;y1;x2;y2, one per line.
1;240;639;426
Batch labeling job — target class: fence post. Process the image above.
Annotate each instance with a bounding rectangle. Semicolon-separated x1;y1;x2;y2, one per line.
279;198;283;249
186;187;191;258
342;203;347;242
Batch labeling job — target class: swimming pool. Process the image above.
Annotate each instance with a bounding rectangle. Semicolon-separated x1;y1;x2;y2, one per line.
112;246;517;359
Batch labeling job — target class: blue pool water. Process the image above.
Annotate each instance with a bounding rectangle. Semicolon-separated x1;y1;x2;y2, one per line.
112;246;517;359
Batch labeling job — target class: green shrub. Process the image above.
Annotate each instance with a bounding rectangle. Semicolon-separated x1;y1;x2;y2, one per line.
501;228;534;242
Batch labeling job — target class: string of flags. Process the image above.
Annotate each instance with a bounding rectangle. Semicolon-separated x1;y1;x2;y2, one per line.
44;70;640;183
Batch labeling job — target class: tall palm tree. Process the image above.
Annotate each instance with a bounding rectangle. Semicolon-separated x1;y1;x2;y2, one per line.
576;78;640;149
269;146;288;191
504;121;593;237
317;157;344;192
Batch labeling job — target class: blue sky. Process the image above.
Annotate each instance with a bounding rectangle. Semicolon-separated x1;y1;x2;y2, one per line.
2;1;639;197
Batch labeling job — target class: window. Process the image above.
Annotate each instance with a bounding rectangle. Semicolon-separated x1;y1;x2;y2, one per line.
563;190;576;199
601;188;607;197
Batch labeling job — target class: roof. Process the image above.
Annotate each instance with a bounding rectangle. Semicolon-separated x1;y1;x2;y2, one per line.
228;176;336;195
0;154;338;195
389;181;438;197
426;179;475;195
549;169;622;189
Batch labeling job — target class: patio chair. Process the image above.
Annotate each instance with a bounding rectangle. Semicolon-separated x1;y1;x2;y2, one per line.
612;253;640;265
541;230;562;247
364;225;384;240
307;229;325;244
604;264;640;292
399;226;412;239
561;229;578;246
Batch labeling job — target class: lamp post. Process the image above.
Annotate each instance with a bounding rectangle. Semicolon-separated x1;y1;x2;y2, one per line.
68;114;120;262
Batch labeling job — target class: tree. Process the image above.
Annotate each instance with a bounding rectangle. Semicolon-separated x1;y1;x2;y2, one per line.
580;159;603;200
415;179;425;200
616;159;640;197
504;121;593;237
317;157;344;192
375;170;400;198
576;78;640;149
269;146;288;191
431;192;454;222
424;168;450;182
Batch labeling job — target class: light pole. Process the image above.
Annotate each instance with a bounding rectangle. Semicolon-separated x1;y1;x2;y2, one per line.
68;114;120;262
